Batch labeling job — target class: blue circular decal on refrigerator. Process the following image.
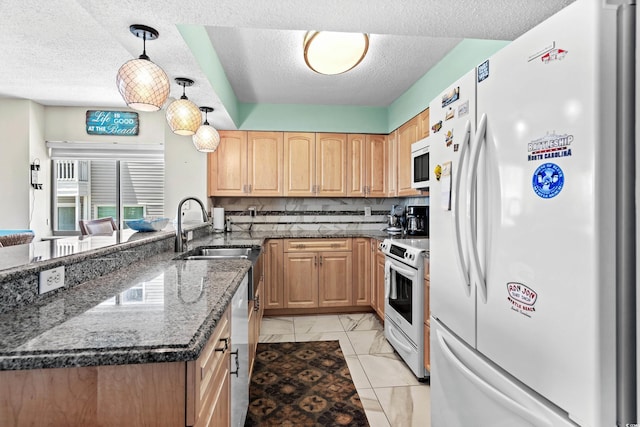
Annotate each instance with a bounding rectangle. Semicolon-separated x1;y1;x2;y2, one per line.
532;163;564;199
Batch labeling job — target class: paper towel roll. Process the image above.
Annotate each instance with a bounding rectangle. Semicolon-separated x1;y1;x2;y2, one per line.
213;207;225;231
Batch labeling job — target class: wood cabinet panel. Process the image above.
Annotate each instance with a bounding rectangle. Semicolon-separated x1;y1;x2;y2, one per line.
387;130;398;197
375;248;386;318
347;134;367;197
418;108;430;140
284;132;316;196
284;252;319;308
208;131;248;196
247;131;284;196
316;133;347;196
398;117;421;197
353;238;371;306
318;251;352;307
264;239;284;309
367;134;388;197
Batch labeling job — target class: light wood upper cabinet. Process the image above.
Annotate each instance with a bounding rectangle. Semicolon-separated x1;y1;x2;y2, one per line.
397;117;421;197
284;133;347;197
418;108;430;140
284;132;316;196
247;131;284;196
208;131;247;196
387;129;398;197
316;133;347;197
348;134;387;197
209;131;283;196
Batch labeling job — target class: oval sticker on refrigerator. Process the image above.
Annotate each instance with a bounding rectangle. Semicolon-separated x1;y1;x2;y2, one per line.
532;163;564;199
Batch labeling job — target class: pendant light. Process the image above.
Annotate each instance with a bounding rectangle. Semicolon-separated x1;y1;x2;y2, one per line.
193;107;221;152
116;25;170;112
165;78;201;136
303;31;369;75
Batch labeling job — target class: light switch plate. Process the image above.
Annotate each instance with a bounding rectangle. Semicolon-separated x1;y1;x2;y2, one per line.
364;207;372;217
39;266;65;295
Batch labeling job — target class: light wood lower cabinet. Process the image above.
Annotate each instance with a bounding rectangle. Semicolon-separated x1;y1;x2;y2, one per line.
0;307;231;427
353;237;371;306
370;239;386;319
283;239;353;308
264;239;284;309
248;278;264;377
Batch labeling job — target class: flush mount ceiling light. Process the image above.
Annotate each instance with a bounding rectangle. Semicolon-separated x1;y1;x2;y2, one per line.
116;24;170;112
193;106;221;153
166;77;202;136
303;31;369;75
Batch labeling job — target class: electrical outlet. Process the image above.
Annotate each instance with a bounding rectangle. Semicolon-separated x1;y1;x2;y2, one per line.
248;206;256;217
39;266;65;295
364;207;372;217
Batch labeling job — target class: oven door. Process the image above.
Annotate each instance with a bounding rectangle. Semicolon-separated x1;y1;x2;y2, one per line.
384;259;423;346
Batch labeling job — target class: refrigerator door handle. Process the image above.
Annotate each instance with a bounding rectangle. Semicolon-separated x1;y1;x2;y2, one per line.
466;113;488;303
453;120;472;292
436;328;551;427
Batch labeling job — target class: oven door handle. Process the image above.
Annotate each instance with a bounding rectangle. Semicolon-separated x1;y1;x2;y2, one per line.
385;260;416;300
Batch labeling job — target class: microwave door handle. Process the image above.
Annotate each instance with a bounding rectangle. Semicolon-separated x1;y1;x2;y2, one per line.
453;120;471;294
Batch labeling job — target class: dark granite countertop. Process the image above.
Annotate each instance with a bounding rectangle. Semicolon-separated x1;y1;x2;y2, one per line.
0;228;411;371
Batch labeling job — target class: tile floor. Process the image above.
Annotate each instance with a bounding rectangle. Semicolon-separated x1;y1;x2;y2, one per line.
258;313;431;427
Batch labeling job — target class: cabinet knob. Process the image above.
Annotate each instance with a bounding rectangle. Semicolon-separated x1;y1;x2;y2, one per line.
319;256;323;266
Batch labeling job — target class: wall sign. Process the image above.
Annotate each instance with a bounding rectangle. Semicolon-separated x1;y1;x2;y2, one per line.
86;110;139;136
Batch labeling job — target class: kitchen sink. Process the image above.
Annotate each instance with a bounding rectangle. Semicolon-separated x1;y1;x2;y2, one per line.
180;247;253;260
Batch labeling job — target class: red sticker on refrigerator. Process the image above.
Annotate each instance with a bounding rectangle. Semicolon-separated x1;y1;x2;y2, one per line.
507;282;538;318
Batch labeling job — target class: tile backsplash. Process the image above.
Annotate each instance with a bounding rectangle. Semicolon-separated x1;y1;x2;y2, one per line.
211;197;429;232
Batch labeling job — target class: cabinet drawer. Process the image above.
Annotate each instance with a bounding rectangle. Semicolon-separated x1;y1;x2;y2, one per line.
284;238;352;252
187;306;231;426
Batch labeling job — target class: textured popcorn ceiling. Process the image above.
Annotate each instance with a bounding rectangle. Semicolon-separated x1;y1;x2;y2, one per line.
0;0;575;129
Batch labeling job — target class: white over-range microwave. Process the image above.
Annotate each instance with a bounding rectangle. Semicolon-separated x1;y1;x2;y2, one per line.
411;137;430;189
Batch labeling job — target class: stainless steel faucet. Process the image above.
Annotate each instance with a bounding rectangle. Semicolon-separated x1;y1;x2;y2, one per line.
175;197;209;252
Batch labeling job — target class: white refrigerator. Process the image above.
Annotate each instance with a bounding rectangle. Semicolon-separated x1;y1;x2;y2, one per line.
429;0;636;426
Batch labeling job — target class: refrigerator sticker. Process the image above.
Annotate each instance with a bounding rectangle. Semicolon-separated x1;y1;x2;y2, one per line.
445;107;455;121
433;164;442;181
527;132;573;162
477;60;489;82
541;48;568;64
453;144;460;152
532;163;564;199
431;120;443;133
457;100;469;117
440;162;452;211
441;87;459;107
445;130;453;147
507;282;538;317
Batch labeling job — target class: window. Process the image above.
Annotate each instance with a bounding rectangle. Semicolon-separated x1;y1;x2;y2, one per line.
51;159;164;234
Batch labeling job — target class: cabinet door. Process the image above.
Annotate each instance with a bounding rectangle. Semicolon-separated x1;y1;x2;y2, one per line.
375;250;386;318
347;134;367;197
397;117;421;196
370;239;378;311
366;134;388;197
247;131;283;196
352;238;371;306
264;239;284;310
284;252;318;308
318;251;352;307
208;131;248;196
387;130;398;197
418;107;430;140
316;133;347;197
284;132;315;196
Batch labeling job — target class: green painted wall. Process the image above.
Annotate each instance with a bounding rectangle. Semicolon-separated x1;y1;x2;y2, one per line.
388;39;509;131
238;103;387;133
179;27;509;133
177;25;240;126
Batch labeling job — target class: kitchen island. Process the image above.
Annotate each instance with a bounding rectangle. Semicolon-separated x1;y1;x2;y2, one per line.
0;227;391;426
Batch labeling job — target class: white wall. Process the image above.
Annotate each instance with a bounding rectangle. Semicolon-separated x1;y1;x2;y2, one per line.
163;124;208;221
28;102;49;238
0;99;32;230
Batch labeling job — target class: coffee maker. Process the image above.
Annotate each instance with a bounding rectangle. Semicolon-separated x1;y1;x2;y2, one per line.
405;205;429;236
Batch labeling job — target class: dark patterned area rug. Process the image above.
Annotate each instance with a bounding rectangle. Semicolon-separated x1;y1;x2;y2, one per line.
244;340;369;426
